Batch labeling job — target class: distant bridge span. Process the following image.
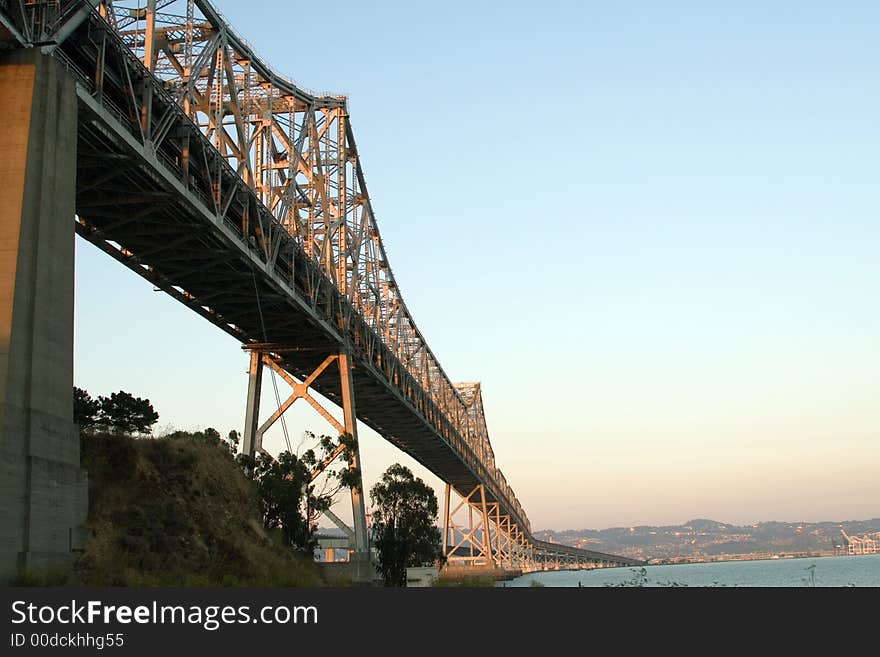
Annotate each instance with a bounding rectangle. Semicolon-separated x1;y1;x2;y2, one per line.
0;0;641;576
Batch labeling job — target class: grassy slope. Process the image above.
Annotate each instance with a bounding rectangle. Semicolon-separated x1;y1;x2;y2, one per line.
66;433;325;586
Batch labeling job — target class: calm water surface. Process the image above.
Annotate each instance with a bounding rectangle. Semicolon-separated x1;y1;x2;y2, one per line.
502;554;880;587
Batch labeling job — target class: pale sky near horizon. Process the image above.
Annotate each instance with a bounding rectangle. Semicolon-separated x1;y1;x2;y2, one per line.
73;0;879;531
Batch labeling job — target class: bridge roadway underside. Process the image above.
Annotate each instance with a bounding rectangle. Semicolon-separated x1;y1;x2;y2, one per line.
72;80;499;523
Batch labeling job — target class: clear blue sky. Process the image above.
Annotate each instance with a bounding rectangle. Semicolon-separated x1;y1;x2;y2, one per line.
74;0;879;530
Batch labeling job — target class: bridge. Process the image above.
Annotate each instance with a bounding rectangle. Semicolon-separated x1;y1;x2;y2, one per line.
839;530;880;556
0;0;641;580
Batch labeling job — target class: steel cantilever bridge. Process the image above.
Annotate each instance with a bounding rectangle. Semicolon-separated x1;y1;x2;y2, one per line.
0;0;640;576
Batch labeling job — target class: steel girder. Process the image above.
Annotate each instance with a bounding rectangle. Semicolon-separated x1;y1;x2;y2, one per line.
0;0;644;567
442;484;643;573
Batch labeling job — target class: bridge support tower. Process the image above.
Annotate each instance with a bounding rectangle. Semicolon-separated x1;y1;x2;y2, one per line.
0;50;88;581
442;484;496;569
241;346;371;581
441;483;547;574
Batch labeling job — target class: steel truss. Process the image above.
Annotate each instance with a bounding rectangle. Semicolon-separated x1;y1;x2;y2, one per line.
0;0;643;570
241;346;368;555
441;483;634;573
443;484;496;568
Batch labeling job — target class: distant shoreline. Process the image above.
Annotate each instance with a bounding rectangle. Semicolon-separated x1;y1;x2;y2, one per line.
645;551;873;566
536;518;880;565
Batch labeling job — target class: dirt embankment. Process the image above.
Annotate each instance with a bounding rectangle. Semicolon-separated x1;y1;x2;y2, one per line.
68;433;324;586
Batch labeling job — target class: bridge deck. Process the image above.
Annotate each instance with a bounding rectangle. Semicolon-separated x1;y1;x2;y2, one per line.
72;69;502;520
74;104;489;504
0;0;638;569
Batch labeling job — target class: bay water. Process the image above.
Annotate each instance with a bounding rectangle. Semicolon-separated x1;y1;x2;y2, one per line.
501;553;880;587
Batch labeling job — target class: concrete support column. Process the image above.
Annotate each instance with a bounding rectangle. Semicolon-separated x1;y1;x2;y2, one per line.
0;50;88;581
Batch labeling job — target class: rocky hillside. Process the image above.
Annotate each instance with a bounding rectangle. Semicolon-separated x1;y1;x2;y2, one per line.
69;432;324;586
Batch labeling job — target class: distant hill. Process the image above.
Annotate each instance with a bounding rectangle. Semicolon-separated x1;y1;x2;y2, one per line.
534;518;880;562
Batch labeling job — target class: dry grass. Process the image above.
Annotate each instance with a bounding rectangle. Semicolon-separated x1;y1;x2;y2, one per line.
24;432;328;587
433;574;497;587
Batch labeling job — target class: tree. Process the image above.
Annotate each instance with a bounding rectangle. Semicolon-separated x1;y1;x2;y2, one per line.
250;450;312;551
369;463;442;587
73;386;100;432
160;427;240;456
97;390;159;435
225;430;240;455
237;432;359;553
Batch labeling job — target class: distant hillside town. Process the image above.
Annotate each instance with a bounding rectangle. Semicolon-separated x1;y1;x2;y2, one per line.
533;518;880;563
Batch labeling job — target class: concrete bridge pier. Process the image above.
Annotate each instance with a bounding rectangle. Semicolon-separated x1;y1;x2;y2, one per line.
0;50;88;582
